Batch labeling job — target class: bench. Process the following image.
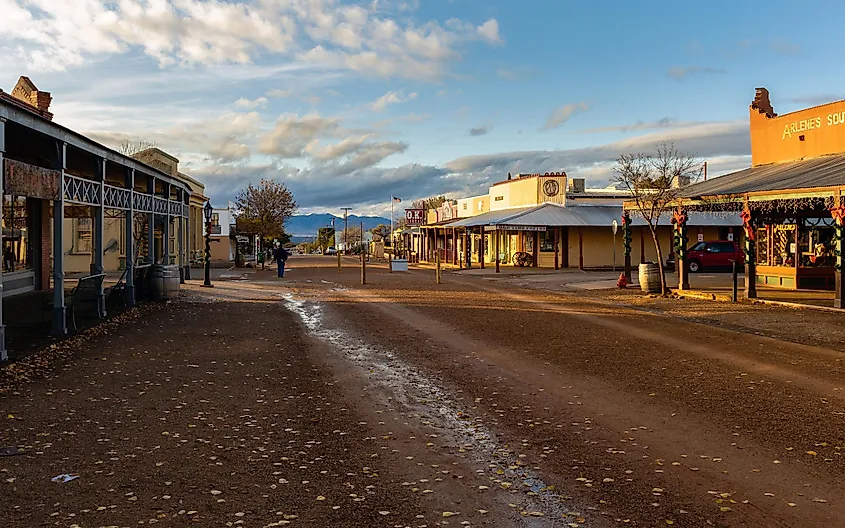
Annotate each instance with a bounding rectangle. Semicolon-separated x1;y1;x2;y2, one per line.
109;267;130;307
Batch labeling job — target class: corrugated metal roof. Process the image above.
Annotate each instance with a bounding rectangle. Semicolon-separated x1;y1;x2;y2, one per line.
453;203;740;228
448;206;536;227
681;153;845;198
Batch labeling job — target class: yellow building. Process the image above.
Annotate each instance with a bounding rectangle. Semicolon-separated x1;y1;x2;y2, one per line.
411;172;739;270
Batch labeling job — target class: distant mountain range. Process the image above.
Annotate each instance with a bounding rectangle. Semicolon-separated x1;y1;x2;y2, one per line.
286;213;391;237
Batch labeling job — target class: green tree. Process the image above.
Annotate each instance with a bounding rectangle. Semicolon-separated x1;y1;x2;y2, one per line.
370;224;390;241
411;195;447;211
234;179;297;247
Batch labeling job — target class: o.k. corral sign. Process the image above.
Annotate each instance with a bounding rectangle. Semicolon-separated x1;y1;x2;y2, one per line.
405;208;425;226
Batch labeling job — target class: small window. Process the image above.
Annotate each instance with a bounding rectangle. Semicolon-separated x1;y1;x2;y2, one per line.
462;203;467;210
477;201;483;211
494;196;504;201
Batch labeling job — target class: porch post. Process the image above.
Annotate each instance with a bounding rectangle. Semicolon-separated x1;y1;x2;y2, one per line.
675;209;690;290
52;142;67;336
554;227;560;270
532;231;539;267
163;183;171;266
0;118;6;359
622;213;632;280
452;228;458;266
743;208;757;299
578;227;584;270
494;229;500;273
94;158;106;318
834;197;844;308
184;199;191;280
148;178;155;264
464;230;471;269
125;168;135;306
179;194;185;283
479;227;485;269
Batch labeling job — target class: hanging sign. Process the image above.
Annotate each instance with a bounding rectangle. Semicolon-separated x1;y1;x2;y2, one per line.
4;159;61;200
487;225;547;232
405;208;425;226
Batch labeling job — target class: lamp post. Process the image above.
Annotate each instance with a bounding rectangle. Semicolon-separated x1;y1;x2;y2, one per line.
202;200;213;288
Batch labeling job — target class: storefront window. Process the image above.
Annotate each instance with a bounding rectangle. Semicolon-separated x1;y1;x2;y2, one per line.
2;196;33;272
755;227;768;265
797;219;835;267
540;230;555;252
771;224;796;267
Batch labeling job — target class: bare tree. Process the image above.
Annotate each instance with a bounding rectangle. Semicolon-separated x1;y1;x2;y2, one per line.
411;195;447;211
117;138;157;156
234;179;297;246
613;141;702;295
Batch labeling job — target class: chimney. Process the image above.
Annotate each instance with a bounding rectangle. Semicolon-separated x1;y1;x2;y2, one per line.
10;76;53;120
507;172;512;180
569;178;585;193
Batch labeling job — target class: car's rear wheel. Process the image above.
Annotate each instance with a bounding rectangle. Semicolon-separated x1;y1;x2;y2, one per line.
688;259;701;273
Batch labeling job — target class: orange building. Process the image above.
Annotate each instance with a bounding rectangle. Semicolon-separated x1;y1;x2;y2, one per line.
750;88;845;166
672;88;845;308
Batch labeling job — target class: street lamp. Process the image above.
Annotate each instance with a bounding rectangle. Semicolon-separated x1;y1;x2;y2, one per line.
202;200;213;288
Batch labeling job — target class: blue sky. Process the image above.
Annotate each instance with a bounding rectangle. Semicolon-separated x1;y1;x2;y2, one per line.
1;0;843;216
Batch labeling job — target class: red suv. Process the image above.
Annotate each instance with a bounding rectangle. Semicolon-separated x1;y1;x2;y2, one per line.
667;241;744;272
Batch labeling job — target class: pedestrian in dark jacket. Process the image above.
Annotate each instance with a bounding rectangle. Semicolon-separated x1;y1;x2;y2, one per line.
273;245;289;278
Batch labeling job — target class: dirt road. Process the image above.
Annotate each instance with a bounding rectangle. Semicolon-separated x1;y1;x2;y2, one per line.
2;255;844;527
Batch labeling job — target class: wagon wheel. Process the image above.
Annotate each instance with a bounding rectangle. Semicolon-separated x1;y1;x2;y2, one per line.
514;251;531;267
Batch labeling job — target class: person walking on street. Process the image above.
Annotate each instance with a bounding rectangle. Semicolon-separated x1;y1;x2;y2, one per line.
273;244;289;278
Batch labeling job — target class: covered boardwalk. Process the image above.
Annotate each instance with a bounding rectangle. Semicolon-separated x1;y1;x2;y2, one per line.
674;153;845;307
0;83;192;360
410;203;739;273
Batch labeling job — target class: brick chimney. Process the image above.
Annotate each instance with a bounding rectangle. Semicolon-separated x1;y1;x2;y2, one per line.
9;76;53;120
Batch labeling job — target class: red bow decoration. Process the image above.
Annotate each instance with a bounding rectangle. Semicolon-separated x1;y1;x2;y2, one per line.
620;214;629;226
672;209;687;232
830;204;845;226
740;208;754;241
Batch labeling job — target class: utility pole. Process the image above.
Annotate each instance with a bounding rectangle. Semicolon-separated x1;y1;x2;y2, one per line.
341;207;352;254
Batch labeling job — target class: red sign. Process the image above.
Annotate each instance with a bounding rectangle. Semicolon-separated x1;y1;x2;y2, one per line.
405;208;425;226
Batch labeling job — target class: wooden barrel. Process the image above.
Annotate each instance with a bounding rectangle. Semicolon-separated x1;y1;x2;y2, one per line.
151;265;180;302
638;263;661;293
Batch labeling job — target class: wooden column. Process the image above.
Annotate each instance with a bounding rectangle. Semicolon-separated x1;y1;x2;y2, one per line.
835;206;844;308
494;230;500;273
562;227;569;268
554;226;560;270
677;211;689;290
532;231;539;267
94;158;106;318
622;214;632;280
125;168;136;306
453;228;458;266
52;141;67;336
0;119;6;358
578;227;584;270
744;210;757;299
464;231;471;269
479;228;486;269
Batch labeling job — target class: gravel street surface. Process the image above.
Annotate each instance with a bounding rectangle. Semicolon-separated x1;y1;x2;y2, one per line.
2;254;844;527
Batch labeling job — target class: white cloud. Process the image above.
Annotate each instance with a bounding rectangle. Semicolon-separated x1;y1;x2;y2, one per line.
266;89;292;98
541;102;591;131
1;0;501;82
476;19;502;44
368;90;418;112
234;96;267;109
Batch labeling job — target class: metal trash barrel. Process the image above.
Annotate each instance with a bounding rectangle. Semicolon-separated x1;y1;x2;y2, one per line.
638;262;661;293
151;265;180;302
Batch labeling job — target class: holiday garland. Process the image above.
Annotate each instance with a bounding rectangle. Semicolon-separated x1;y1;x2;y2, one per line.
671;209;688;260
621;214;632;256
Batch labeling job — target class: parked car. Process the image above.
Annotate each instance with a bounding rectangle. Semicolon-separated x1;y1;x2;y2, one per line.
325;246;338;255
666;240;744;272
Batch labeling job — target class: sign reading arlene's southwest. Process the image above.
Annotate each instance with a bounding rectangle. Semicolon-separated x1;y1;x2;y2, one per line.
782;111;845;139
405;209;425;226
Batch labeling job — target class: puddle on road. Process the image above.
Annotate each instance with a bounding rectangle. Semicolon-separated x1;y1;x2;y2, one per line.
282;292;591;527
